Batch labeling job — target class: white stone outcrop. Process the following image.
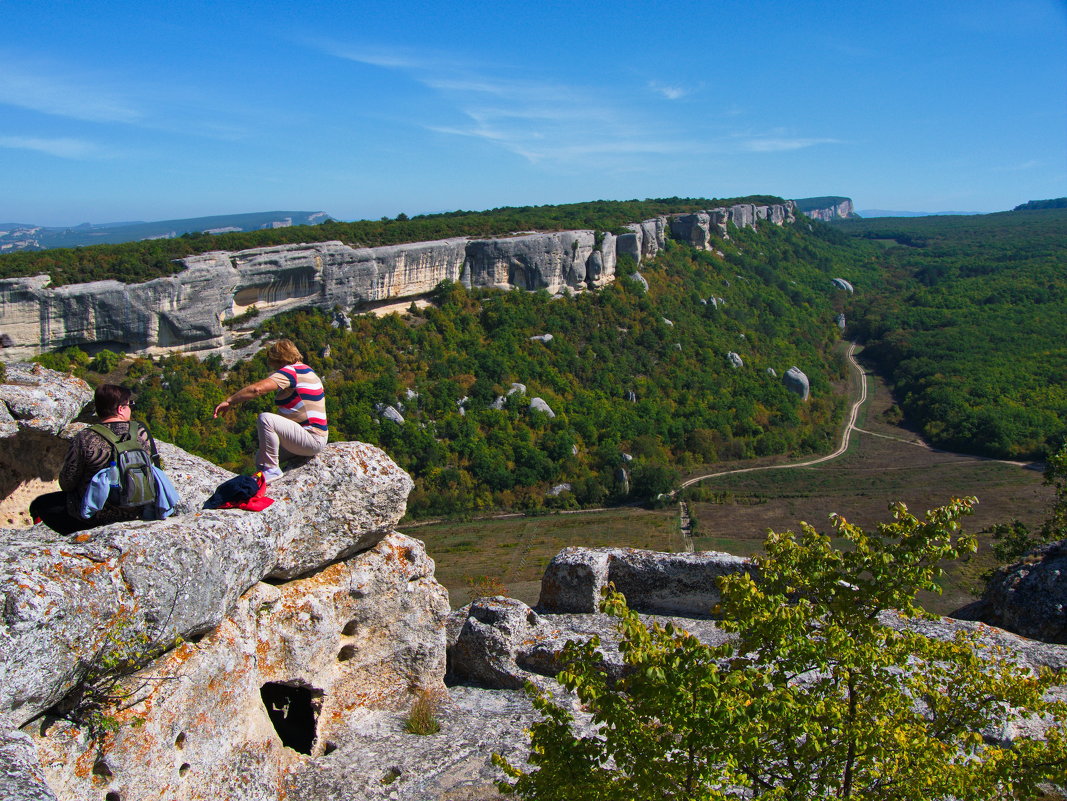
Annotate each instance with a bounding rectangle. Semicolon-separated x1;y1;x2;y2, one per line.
536;546;751;616
528;398;555;418
0;203;797;360
0;366;443;799
30;532;448;801
0;438;413;732
956;540;1067;644
801;198;855;221
782;366;810;400
831;277;854;293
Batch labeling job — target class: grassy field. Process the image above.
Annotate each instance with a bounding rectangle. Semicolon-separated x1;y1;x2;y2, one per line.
399;350;1056;613
402;506;681;608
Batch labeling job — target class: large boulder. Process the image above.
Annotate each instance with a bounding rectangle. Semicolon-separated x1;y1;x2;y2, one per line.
0;440;413;730
29;533;449;801
831;277;854;293
0;364;92;437
0;365;94;514
782;366;810;400
447;597;545;689
447;595;736;691
961;540;1067;643
537;546;751;616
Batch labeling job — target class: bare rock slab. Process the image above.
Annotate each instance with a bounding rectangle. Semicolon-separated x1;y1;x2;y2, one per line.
537;546;752;615
0;441;413;731
29;533;449;801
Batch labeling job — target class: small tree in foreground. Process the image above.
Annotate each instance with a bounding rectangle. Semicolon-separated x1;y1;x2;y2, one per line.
495;498;1067;800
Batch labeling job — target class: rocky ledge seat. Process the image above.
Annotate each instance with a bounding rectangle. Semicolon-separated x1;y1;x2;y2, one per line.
0;364;450;800
0;438;415;731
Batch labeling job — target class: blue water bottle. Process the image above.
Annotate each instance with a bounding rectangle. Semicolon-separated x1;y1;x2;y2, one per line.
108;460;120;489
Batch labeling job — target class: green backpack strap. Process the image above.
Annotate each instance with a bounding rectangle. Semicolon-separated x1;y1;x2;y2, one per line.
88;423;121;450
88;422;143;453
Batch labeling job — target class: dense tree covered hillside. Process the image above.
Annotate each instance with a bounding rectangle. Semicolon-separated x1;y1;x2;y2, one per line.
840;209;1067;458
0;196;782;287
69;221;871;518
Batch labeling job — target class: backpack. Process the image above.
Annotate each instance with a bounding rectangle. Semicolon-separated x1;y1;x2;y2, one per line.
88;422;158;510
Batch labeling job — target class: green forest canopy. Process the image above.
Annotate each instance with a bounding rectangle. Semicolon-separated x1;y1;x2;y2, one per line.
51;220;871;519
26;204;1067;516
838;208;1067;458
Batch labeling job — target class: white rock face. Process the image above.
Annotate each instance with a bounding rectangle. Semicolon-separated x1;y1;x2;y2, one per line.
536;546;751;615
0;438;413;732
831;277;855;293
30;533;449;801
782;366;810;400
0;730;56;801
802;198;854;221
0;203;796;360
528;397;555;418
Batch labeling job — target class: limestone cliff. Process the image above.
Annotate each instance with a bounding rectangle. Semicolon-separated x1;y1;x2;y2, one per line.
794;196;855;221
0;202;794;360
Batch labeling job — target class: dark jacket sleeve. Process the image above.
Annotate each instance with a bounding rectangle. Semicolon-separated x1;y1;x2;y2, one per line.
58;433;88;493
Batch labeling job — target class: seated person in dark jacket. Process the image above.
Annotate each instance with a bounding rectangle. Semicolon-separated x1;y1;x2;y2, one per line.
30;384;161;535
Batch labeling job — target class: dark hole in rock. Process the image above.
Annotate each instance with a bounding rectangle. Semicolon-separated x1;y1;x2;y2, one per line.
338;645;357;662
341;619;359;636
92;759;113;779
260;682;322;755
323;741;338;755
175;732;186;749
105;793;121;801
179;763;190;776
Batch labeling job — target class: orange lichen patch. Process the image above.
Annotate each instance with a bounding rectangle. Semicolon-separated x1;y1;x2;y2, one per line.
72;741;109;780
257;637;273;662
73;533;92;543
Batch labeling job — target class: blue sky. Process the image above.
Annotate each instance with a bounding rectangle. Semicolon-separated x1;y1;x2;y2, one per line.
2;1;1065;225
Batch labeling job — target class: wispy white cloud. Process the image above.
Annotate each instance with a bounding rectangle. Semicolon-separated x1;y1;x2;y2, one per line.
313;38;840;167
0;61;142;124
309;40;463;72
0;135;103;159
648;81;687;100
0;54;259;144
738;136;842;152
992;159;1043;171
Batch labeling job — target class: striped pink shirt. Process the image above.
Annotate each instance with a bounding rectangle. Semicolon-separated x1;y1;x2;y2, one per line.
267;362;328;438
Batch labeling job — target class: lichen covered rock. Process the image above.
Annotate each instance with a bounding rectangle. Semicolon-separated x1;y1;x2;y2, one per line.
0;440;413;731
30;533;449;801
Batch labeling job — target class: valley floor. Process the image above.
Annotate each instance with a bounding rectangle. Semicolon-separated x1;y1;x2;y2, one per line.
404;345;1054;614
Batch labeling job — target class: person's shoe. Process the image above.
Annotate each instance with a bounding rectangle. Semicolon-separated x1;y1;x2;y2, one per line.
260;466;284;483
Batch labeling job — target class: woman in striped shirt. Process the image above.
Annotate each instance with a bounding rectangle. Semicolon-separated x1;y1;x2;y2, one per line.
213;339;328;482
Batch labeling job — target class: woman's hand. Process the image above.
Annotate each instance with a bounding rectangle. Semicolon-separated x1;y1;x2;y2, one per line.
213;400;231;418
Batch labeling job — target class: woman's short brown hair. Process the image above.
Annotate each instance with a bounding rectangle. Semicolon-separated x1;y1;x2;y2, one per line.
266;339;302;368
94;384;132;419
